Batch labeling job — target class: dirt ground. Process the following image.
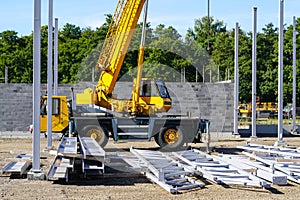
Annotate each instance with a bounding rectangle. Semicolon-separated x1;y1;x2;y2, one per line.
1;136;300;200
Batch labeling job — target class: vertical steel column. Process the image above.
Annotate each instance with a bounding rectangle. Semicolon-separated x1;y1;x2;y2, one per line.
218;66;220;82
4;66;8;84
47;0;53;149
181;68;183;82
32;0;41;172
183;67;186;82
227;69;230;80
292;16;297;131
234;22;239;135
276;0;285;145
54;18;58;96
203;65;205;83
207;0;210;51
209;66;212;83
251;7;257;139
92;65;95;82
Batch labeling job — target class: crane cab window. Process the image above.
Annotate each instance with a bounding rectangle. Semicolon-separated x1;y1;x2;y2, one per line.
40;98;60;115
140;80;159;97
155;80;170;99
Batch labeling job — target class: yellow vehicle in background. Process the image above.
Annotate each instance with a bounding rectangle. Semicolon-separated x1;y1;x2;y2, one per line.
40;96;69;133
238;103;251;118
239;102;278;118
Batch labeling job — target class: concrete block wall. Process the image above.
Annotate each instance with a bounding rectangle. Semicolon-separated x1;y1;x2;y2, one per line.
0;82;234;132
166;82;234;132
0;84;33;131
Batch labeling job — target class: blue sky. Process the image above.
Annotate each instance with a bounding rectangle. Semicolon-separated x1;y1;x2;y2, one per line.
0;0;300;37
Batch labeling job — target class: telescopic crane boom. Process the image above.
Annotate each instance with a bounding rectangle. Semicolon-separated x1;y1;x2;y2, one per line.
77;0;172;116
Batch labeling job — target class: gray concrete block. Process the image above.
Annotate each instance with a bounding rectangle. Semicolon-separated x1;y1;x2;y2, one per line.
0;82;234;132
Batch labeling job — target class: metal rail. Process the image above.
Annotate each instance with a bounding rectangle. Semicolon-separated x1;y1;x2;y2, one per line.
130;147;204;194
219;154;287;185
238;143;300;184
237;142;300;157
79;137;106;174
46;156;74;182
242;151;300;184
47;137;106;180
173;149;270;188
47;137;78;181
57;137;78;156
2;161;31;175
79;137;105;160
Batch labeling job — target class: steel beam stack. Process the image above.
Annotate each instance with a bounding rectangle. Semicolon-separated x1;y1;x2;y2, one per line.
47;137;106;181
47;137;77;181
173;149;270;188
130;147;204;194
79;137;106;174
218;154;287;185
238;143;300;184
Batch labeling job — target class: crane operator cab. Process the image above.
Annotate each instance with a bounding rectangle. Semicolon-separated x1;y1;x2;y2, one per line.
132;78;172;116
39;96;69;134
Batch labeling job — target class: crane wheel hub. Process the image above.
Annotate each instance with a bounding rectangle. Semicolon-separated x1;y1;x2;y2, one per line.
164;129;179;144
87;129;102;142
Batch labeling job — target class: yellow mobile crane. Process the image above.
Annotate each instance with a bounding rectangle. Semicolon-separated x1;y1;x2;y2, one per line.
76;0;172;116
76;0;171;116
39;0;206;150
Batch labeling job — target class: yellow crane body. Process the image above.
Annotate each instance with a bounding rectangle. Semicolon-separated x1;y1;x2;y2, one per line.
77;0;172;116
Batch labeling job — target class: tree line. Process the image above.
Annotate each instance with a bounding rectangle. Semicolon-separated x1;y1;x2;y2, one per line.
1;15;300;105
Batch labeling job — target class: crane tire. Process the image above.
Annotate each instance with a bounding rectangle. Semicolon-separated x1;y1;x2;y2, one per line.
82;125;108;148
155;126;184;151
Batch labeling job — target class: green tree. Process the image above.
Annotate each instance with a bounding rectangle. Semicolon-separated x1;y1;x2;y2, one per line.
257;23;278;103
145;24;188;81
211;30;234;82
76;15;111;82
0;30;20;82
187;16;226;55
